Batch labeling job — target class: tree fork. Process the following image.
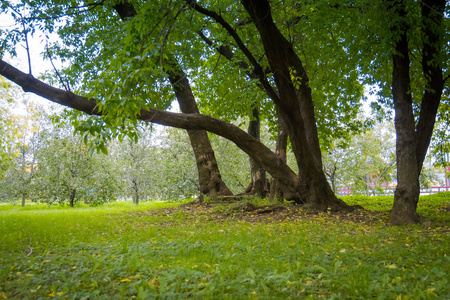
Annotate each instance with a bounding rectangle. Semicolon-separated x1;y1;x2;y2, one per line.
0;59;304;203
113;0;233;198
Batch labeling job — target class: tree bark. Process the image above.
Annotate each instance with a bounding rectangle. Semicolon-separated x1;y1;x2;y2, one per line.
241;0;348;210
244;106;268;197
0;59;303;202
389;0;446;225
165;57;233;197
389;1;420;225
269;109;288;202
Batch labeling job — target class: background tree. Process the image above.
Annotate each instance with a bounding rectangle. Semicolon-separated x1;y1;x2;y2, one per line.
0;78;16;180
323;121;396;195
2;103;47;206
33;123;121;206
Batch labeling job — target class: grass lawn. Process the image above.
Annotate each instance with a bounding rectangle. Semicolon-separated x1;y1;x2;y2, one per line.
0;196;449;299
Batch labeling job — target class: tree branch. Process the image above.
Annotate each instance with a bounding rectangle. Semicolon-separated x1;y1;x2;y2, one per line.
187;2;277;98
0;59;300;196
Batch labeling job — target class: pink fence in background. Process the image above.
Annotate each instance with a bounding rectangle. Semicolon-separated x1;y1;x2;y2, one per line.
336;185;450;196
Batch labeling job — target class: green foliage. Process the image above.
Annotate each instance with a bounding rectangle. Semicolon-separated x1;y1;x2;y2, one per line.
322;121;396;194
1;198;449;298
32;125;122;206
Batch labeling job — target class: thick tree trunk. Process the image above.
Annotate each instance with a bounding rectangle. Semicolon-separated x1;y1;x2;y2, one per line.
389;1;420;225
389;0;445;225
241;0;349;210
0;59;304;202
166;58;233;198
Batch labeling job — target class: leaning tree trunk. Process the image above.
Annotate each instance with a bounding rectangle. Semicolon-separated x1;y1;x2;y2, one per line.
166;58;233;198
114;1;232;198
241;0;349;211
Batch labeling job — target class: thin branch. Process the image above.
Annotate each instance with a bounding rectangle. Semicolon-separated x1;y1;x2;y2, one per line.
10;6;32;75
23;2;104;21
186;2;270;86
444;74;450;84
46;43;70;91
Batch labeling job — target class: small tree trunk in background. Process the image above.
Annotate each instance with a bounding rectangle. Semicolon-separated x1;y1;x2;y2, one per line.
69;189;76;207
21;194;26;207
132;193;139;205
243;106;268;197
131;178;139;205
270;110;288;202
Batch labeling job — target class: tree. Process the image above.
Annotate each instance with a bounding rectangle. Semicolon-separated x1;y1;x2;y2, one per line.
348;0;449;223
323;121;396;195
33;124;121;206
0;78;19;180
0;0;372;211
387;0;448;224
3;103;46;206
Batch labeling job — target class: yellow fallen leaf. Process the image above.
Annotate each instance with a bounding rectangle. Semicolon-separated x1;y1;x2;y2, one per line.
120;278;132;282
387;265;397;269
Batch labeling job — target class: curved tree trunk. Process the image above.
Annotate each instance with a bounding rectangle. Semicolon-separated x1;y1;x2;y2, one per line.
241;0;349;211
166;58;233;197
114;1;232;198
0;59;304;202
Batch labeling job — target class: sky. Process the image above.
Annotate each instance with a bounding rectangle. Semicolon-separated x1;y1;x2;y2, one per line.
0;4;372;118
0;8;63;115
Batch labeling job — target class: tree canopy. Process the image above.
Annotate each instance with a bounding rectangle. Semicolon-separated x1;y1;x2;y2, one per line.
1;0;449;224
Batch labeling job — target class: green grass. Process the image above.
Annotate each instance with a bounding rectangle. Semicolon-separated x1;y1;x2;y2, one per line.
0;196;449;299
